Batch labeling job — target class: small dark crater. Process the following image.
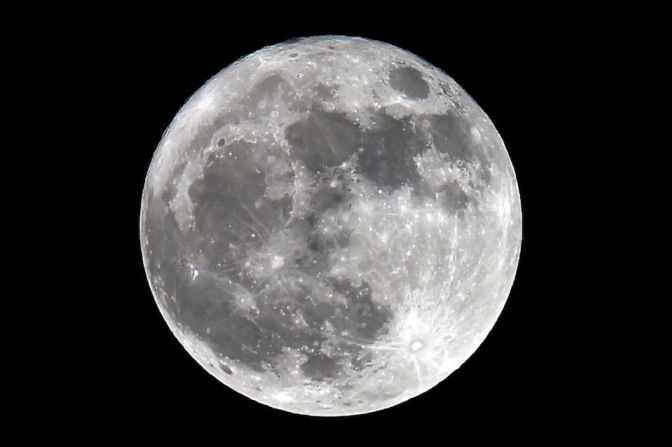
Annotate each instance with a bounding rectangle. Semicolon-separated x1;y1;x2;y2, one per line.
302;302;337;327
217;138;226;147
313;188;345;210
307;235;321;252
305;213;317;227
301;353;340;380
288;52;298;58
220;363;233;374
353;302;370;318
389;66;430;99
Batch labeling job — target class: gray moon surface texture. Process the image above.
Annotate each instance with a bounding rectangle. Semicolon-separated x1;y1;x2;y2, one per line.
140;36;522;416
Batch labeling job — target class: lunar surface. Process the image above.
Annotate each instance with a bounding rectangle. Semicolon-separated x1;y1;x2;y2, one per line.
140;36;522;416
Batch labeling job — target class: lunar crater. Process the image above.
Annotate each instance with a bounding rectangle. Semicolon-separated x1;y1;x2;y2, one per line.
388;66;430;99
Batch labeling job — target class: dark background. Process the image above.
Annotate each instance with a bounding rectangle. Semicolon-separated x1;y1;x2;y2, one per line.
49;11;642;440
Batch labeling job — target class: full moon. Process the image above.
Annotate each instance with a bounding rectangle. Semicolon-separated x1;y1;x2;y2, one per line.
140;36;522;416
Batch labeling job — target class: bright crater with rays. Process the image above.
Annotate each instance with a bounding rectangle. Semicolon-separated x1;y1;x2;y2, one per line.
140;36;522;416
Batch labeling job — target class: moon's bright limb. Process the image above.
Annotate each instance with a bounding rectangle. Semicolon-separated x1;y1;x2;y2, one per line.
140;36;522;416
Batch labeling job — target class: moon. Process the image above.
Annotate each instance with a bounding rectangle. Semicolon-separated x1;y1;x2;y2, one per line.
140;36;522;416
